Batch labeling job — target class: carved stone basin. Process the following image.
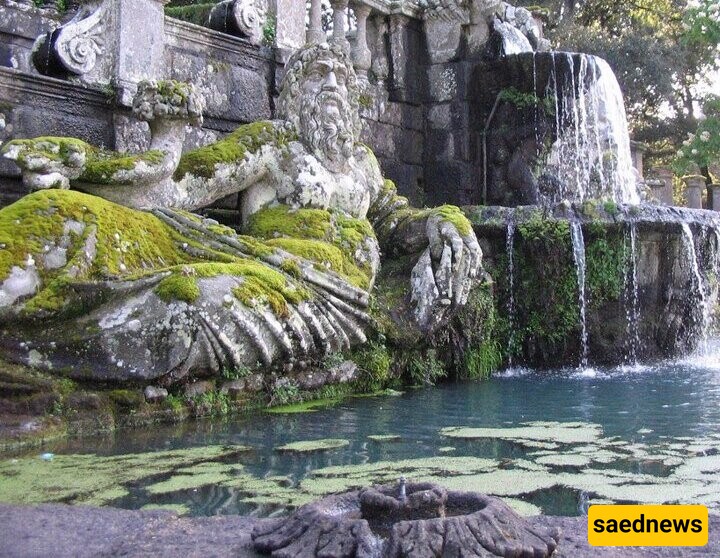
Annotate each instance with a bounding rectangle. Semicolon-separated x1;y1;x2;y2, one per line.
251;481;561;557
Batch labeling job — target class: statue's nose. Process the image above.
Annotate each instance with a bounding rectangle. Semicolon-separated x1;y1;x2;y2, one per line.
323;70;338;92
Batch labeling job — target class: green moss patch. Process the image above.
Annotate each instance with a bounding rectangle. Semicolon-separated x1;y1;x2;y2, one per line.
155;274;200;304
174;121;295;180
80;150;165;185
247;205;376;290
265;397;342;414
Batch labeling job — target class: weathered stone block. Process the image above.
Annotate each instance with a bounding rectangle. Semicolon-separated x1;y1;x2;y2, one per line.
427;104;451;129
396;129;423;165
425;129;454;161
427;63;459;103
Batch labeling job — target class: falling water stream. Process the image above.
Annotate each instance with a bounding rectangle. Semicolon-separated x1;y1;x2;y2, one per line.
681;223;710;348
540;53;639;205
624;223;641;365
570;222;588;368
506;222;516;367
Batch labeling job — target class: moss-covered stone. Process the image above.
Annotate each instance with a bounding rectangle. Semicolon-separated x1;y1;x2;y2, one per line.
247;205;376;290
0;190;204;318
173;121;296;180
80;150;165;185
155;274;200;304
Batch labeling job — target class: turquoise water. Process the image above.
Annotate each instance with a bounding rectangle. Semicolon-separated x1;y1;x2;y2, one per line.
5;348;720;518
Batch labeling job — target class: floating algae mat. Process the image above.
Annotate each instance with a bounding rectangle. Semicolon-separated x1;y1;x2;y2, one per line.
275;439;350;452
4;360;720;517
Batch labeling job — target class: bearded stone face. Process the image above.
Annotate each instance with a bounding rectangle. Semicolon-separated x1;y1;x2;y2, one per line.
277;45;362;168
297;56;355;164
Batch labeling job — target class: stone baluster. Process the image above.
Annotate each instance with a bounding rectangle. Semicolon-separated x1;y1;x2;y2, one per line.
371;16;389;84
710;184;720;212
307;0;324;45
647;167;674;206
330;0;350;50
350;2;372;85
684;175;705;209
388;14;408;101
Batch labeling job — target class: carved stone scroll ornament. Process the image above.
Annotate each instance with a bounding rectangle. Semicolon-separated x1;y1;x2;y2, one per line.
32;1;105;77
208;0;266;45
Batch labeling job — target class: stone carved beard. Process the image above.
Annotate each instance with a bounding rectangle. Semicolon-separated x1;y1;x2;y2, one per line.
298;89;354;167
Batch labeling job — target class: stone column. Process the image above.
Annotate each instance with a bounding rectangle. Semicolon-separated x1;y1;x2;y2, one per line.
711;185;720;212
330;0;350;50
630;141;648;181
388;14;408;101
270;0;306;49
108;0;170;106
350;2;372;85
307;0;324;45
685;175;705;209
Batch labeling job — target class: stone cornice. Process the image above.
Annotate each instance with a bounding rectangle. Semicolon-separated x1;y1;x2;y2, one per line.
0;67;111;109
164;17;273;66
361;0;421;17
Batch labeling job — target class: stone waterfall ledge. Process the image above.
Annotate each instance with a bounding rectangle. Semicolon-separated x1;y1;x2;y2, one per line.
0;503;719;558
464;203;720;367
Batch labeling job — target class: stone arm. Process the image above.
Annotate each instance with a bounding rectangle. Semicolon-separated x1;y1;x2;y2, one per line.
366;164;482;332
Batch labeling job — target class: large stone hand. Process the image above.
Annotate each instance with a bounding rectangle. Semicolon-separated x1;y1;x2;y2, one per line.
410;208;482;332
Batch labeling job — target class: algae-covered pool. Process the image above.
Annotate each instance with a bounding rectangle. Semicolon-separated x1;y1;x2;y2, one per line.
3;353;720;518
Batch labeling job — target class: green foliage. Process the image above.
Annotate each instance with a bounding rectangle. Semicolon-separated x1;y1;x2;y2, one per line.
190;390;232;417
358;94;374;108
221;365;252;381
464;343;503;380
499;87;556;116
404;349;446;386
352;341;392;391
270;379;300;406
456;283;505;379
165;3;214;26
673;96;720;177
262;14;277;46
585;228;626;309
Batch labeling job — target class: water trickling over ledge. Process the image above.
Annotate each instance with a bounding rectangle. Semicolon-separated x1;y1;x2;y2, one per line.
467;203;720;368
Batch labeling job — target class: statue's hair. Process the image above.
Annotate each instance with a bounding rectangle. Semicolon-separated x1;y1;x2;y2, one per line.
277;43;362;141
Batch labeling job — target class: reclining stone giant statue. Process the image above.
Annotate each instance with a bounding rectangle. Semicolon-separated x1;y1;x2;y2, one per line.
0;42;481;385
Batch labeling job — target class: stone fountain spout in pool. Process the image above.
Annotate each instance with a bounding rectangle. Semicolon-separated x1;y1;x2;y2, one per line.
251;480;561;557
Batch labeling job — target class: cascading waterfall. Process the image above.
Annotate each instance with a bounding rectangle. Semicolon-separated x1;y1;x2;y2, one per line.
680;223;711;351
542;53;639;206
506;222;516;367
624;223;641;365
570;222;589;368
